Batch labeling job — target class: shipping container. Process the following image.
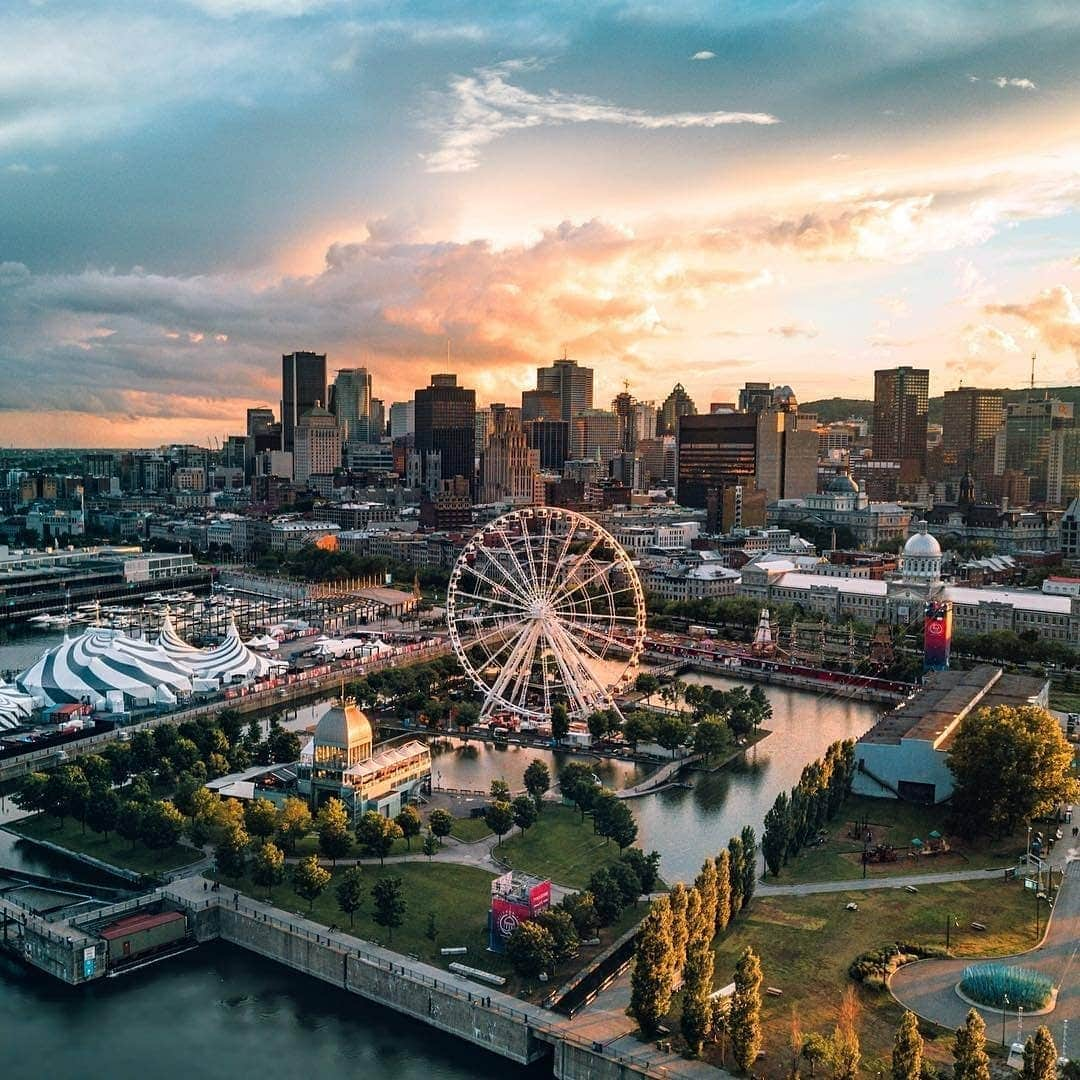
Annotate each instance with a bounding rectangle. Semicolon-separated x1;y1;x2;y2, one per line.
100;910;187;964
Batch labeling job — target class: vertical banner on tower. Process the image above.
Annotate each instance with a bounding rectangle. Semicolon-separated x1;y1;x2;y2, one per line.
923;600;952;673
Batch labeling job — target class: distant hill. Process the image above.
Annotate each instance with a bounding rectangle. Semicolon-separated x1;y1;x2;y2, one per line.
805;386;1080;428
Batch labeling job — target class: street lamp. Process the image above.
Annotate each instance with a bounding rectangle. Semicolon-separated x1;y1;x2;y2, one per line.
945;912;959;952
1035;891;1046;940
1002;994;1009;1048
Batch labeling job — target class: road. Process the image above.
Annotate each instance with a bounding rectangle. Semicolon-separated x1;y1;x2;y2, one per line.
890;858;1080;1050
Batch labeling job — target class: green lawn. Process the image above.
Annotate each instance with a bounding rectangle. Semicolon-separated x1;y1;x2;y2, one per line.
497;803;626;888
448;816;493;843
686;878;1034;1078
771;796;1026;884
1049;687;1080;713
9;815;200;877
291;832;415;860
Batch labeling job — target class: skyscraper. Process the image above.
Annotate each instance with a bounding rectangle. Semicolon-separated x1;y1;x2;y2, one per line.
524;419;570;471
872;367;929;481
414;374;476;495
941;388;1003;493
535;357;594;422
246;407;276;438
480;408;539;504
675;413;757;508
281;351;327;453
330;368;372;445
659;383;697;435
569;409;620;464
389;400;414;439
293;405;341;484
754;409;818;500
1003;396;1075;503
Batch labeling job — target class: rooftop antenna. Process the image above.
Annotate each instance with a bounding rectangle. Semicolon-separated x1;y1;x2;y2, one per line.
1030;351;1036;391
561;343;568;362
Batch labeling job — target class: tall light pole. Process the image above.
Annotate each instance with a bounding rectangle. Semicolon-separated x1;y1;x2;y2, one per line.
1002;994;1009;1047
945;912;959;952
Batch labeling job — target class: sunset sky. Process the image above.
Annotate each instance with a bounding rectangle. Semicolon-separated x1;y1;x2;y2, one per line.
4;1;1080;446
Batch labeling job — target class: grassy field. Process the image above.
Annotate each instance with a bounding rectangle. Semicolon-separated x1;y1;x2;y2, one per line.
219;859;645;999
449;816;493;843
771;796;1025;884
683;878;1034;1077
497;803;627;888
1049;687;1080;713
9;815;200;877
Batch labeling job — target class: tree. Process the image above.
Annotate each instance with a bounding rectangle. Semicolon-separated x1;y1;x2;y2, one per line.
762;791;792;877
395;806;422;850
693;859;719;944
740;826;757;908
45;765;90;829
484;800;514;849
102;743;132;784
749;685;773;734
561;891;599;939
605;800;638;849
622;712;655;751
669;882;690;976
335;866;365;926
511;794;538;834
591;789;619;837
559;762;599;820
140;800;184;850
85;788;121;838
251;841;286;900
610;860;645;907
729;946;763;1073
681;938;715;1057
371;875;406;941
454;700;480;733
269;729;301;764
715;848;732;933
1020;1027;1058;1080
422;831;439;860
653;714;690;759
355;810;403;864
80;754;112;790
949;705;1077;838
489;778;511;802
523;760;550;809
693;717;729;763
244;798;280;841
428;808;454;842
550;702;571;743
588;867;625;926
117;801;145;850
130;730;158;773
802;1033;832;1078
952;1009;991;1080
635;672;660;703
535;908;579;966
892;1010;923;1080
316;798;352;865
831;987;861;1080
215;826;249;877
292;853;331;910
727;836;744;916
277;796;313;853
628;896;675;1037
15;772;49;815
621;849;662;894
503;920;554;978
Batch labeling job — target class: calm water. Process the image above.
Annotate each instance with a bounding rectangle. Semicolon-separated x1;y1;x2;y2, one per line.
0;633;880;1076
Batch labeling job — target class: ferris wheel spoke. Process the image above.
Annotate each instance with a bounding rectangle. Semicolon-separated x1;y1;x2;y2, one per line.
544;620;609;712
485;622;542;712
557;619;627;656
451;585;529;614
469;544;533;602
548;557;621;609
517;519;544;599
461;620;519;654
541;625;593;715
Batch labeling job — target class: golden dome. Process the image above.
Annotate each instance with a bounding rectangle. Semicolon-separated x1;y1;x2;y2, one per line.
314;698;372;751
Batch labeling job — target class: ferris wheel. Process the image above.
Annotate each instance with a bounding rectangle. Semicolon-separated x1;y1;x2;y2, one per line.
446;507;646;721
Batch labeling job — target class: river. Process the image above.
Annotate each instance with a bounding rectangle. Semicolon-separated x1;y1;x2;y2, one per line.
0;633;880;1078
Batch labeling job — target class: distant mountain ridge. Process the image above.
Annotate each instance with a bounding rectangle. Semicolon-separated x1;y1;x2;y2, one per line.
804;385;1080;428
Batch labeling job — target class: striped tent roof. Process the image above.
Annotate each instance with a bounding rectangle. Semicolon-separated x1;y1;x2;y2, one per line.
156;610;203;663
184;619;280;681
18;626;194;708
0;682;35;730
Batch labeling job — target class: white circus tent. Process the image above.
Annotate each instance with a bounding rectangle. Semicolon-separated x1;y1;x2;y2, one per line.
19;625;195;709
156;609;204;664
0;682;36;730
183;619;284;682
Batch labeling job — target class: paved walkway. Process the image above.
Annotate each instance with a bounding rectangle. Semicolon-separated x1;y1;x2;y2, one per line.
757;866;1015;898
890;859;1080;1051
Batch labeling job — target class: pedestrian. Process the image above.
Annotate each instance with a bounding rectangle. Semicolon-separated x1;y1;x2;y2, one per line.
203;882;208;892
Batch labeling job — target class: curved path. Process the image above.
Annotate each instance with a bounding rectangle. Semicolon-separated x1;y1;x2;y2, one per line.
890;859;1080;1050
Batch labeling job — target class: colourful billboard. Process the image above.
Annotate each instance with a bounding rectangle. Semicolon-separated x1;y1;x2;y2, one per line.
923;600;952;672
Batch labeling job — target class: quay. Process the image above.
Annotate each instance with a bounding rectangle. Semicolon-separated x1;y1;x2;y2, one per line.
0;877;712;1079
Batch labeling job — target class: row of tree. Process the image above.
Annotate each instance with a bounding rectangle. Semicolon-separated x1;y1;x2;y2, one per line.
761;739;857;877
629;829;756;1056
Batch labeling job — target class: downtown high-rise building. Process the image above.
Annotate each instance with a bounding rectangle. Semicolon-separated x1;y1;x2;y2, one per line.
281;351;327;453
872;366;929;482
535;357;594;422
330;368;373;445
389;400;415;439
941;387;1003;494
293;404;341;484
480;407;539;504
246;407;276;437
414;374;476;495
1001;396;1075;503
659;383;697;436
